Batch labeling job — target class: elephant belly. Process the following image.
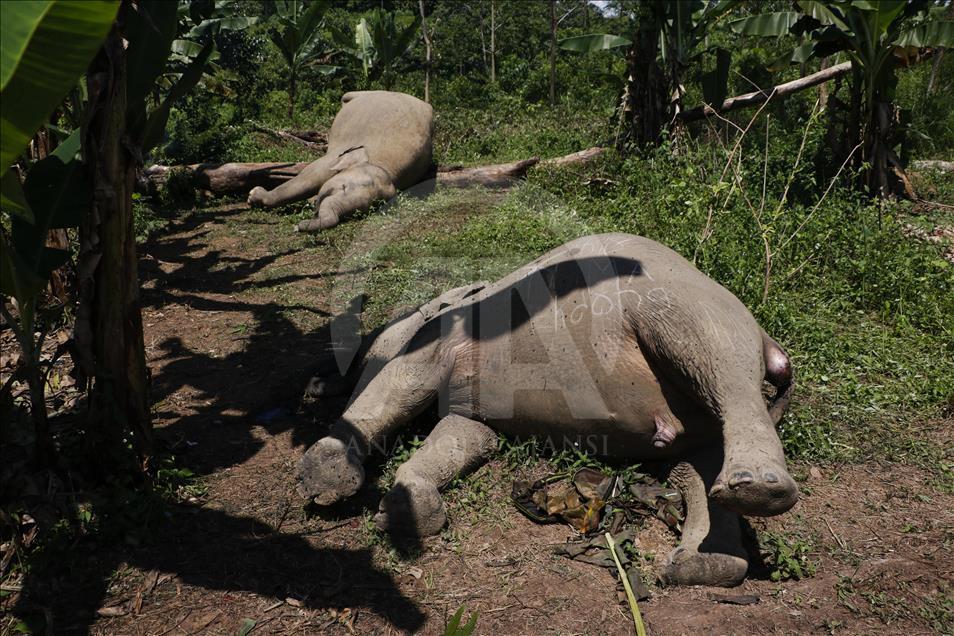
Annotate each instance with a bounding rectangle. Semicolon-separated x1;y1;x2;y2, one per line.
444;319;716;460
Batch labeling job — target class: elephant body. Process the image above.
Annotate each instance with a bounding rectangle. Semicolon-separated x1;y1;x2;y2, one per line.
248;90;432;231
299;233;798;587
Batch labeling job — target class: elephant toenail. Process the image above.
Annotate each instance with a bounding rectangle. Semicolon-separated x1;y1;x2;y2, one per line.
764;472;779;483
728;471;754;487
709;483;725;495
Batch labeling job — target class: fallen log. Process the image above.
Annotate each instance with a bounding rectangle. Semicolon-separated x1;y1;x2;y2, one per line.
911;159;954;173
139;161;311;195
679;61;852;122
138;146;608;196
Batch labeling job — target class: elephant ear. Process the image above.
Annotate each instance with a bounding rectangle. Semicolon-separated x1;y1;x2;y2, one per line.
331;145;370;172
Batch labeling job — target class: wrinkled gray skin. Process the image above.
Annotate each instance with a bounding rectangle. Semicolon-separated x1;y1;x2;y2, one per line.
299;233;797;587
248;91;432;231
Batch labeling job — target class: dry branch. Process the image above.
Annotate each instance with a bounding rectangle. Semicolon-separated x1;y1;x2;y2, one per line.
679;62;852;123
251;122;327;148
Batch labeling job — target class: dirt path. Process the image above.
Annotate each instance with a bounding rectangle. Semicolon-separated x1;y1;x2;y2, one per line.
79;200;952;635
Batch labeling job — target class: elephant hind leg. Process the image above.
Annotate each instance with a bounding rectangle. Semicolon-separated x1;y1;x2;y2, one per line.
375;414;498;537
296;165;396;233
661;450;749;587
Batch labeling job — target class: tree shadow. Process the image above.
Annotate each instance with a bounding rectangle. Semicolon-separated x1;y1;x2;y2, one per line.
12;204;426;633
14;505;425;634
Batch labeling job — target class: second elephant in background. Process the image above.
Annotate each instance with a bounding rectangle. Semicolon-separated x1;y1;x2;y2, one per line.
248;90;433;232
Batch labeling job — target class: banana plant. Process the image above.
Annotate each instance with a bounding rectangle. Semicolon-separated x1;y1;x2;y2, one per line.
730;0;954;198
268;0;337;120
1;0;249;466
558;0;738;146
338;8;422;91
1;0;117;465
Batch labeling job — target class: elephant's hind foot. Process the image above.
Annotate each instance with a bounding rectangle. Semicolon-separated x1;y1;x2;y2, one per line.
661;546;748;587
664;452;750;587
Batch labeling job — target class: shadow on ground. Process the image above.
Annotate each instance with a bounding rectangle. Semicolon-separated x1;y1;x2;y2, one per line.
14;204;426;633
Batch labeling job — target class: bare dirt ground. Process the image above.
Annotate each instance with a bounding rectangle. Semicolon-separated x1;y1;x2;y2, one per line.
13;198;953;635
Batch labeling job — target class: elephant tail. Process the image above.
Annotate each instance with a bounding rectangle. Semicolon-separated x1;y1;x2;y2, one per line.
761;330;793;426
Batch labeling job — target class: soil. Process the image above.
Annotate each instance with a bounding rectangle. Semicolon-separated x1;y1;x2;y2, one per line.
5;198;953;635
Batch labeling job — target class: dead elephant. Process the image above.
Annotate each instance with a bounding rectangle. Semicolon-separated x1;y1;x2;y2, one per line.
248;90;432;232
299;233;798;587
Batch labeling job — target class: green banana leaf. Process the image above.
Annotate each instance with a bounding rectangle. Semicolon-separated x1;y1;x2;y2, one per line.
0;0;118;176
559;33;632;52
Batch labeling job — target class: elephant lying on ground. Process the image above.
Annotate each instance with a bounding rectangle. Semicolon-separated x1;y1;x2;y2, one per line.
299;233;797;586
248;90;432;232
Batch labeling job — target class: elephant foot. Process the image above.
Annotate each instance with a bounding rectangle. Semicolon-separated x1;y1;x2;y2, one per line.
296;216;337;233
374;474;446;537
298;434;365;505
709;459;798;517
248;186;269;208
660;546;748;587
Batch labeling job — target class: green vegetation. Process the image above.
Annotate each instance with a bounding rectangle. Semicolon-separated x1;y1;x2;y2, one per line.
761;530;818;581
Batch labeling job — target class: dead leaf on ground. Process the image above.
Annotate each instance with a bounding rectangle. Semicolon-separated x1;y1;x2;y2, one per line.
181;609;222;632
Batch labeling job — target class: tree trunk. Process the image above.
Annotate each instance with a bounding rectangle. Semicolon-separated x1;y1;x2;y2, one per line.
419;0;432;102
549;0;557;106
927;48;943;95
490;0;496;84
626;25;668;146
817;56;830;108
79;13;152;463
288;72;297;121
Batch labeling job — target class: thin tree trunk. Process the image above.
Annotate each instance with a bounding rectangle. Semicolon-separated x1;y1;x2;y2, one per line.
80;12;152;462
419;0;431;102
490;0;496;83
927;48;943;95
288;72;297;121
817;56;830;108
549;0;556;106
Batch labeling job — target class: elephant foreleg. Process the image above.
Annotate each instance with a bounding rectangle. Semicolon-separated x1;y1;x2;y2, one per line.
248;154;336;208
374;414;498;536
661;450;749;587
298;321;452;505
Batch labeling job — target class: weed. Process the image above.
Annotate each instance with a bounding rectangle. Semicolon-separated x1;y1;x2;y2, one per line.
760;531;817;581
